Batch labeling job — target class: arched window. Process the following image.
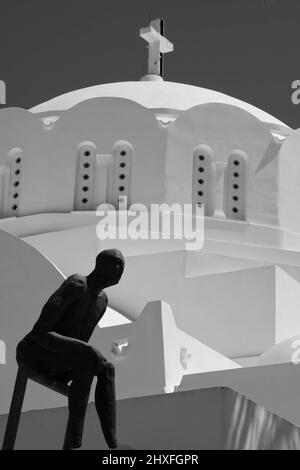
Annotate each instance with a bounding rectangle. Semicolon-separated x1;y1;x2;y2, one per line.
192;144;216;216
73;141;96;211
110;140;132;209
1;148;23;218
223;150;249;221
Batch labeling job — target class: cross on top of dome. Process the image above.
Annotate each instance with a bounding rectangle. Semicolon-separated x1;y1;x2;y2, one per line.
139;18;174;80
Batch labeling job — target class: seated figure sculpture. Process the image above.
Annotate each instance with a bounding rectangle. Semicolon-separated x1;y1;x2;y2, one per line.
16;248;125;450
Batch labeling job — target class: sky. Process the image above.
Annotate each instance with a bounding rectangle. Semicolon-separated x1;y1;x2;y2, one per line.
1;0;300;128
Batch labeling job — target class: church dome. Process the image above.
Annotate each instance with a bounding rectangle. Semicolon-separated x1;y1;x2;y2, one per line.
0;17;295;232
29;80;289;129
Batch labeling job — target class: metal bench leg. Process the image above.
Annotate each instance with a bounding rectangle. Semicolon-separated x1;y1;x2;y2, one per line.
2;366;28;450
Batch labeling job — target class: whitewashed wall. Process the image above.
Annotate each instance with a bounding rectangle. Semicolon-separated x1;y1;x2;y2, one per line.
1;98;300;236
180;361;300;430
0;98;167;216
278;129;300;233
0;228;67;414
23;222;300;359
166;103;279;225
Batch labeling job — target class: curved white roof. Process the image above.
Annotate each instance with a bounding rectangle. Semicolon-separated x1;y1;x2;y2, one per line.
30;80;289;128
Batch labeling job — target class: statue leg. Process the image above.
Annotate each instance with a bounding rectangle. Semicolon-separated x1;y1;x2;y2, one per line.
95;361;117;449
63;370;94;450
16;338;117;449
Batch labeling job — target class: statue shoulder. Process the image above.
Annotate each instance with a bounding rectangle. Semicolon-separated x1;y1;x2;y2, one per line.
99;290;108;305
64;273;87;294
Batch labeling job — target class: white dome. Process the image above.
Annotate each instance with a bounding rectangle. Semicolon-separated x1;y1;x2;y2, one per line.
29;80;289;128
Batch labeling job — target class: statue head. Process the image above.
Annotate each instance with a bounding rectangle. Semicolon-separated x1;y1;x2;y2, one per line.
94;249;125;288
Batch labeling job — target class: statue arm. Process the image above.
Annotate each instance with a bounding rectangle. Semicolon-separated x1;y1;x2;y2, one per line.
32;331;93;354
82;291;109;343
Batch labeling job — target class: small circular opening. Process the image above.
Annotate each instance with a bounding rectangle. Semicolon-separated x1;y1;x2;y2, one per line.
14;181;19;187
83;174;89;180
13;193;18;199
198;191;203;196
232;207;239;213
120;162;126;168
233;172;239;178
12;205;18;210
82;186;89;192
198;179;204;184
198;167;205;173
233;184;239;190
233;196;239;201
16;158;21;164
83;163;90;168
119;174;126;180
233;160;240;166
120;150;127;156
199;155;205;161
82;198;88;204
119;186;125;192
84;151;90;157
15;170;20;175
